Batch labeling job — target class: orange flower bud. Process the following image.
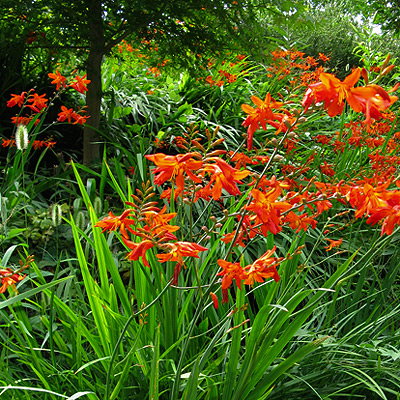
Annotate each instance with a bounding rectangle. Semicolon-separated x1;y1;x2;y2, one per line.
210;292;219;309
382;64;395;76
382;54;391;70
361;67;369;84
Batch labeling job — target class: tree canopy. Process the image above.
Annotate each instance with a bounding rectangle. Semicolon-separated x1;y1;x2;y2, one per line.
2;0;306;163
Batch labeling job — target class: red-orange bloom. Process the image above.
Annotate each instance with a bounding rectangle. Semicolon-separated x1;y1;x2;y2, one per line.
346;182;390;218
302;68;395;123
11;115;38;126
0;268;26;294
367;205;400;236
27;93;48;113
210;292;219;310
70;74;91;94
122;238;154;267
229;151;259;169
284;211;317;233
217;259;246;290
302;69;361;116
7;92;26;108
2;139;16;147
146;153;203;196
320;161;335;177
245;188;291;235
324;238;343;251
48;70;67;90
141;205;179;240
156;241;208;265
94;209;136;239
72;111;89;125
243;246;282;285
201;158;250;200
241;93;284;149
58;106;75;123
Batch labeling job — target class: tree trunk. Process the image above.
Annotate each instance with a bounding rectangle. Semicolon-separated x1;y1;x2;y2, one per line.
83;0;105;165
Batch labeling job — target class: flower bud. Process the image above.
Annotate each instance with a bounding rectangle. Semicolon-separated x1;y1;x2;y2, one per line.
210;138;225;147
382;54;391;70
284;120;292;129
361;67;369;84
270;138;278;147
382;65;395;76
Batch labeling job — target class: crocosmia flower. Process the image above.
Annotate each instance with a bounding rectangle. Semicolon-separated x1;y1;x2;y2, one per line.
0;269;26;294
146;152;203;196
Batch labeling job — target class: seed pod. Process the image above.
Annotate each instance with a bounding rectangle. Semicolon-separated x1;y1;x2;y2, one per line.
73;198;82;213
75;211;86;230
51;204;62;227
15;124;28;150
93;196;102;216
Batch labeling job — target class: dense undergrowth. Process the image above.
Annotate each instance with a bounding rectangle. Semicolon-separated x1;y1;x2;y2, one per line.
1;40;400;400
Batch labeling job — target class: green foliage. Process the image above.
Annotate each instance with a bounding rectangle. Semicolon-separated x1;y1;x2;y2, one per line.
2;7;400;398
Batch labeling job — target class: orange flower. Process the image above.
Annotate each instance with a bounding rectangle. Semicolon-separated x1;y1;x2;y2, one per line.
122;238;154;267
7;92;26;108
245;188;291;235
70;74;91;94
367;205;400;235
229;151;259;169
27;93;48;113
2;139;16;147
58;106;75;123
201;158;250;200
94;209;136;239
320;161;335;177
141;205;179;240
353;85;397;125
314;197;333;216
146;153;203;196
72;111;89;125
346;182;389;218
156;241;208;265
302;68;394;122
241;93;283;149
324;238;343;251
284;211;317;233
44;139;56;148
0;268;26;294
243;246;282;285
193;184;214;202
11;115;38;126
217;259;246;290
48;70;67;90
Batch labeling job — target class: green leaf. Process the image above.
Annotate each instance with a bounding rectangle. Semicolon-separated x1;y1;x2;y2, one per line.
0;276;73;310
